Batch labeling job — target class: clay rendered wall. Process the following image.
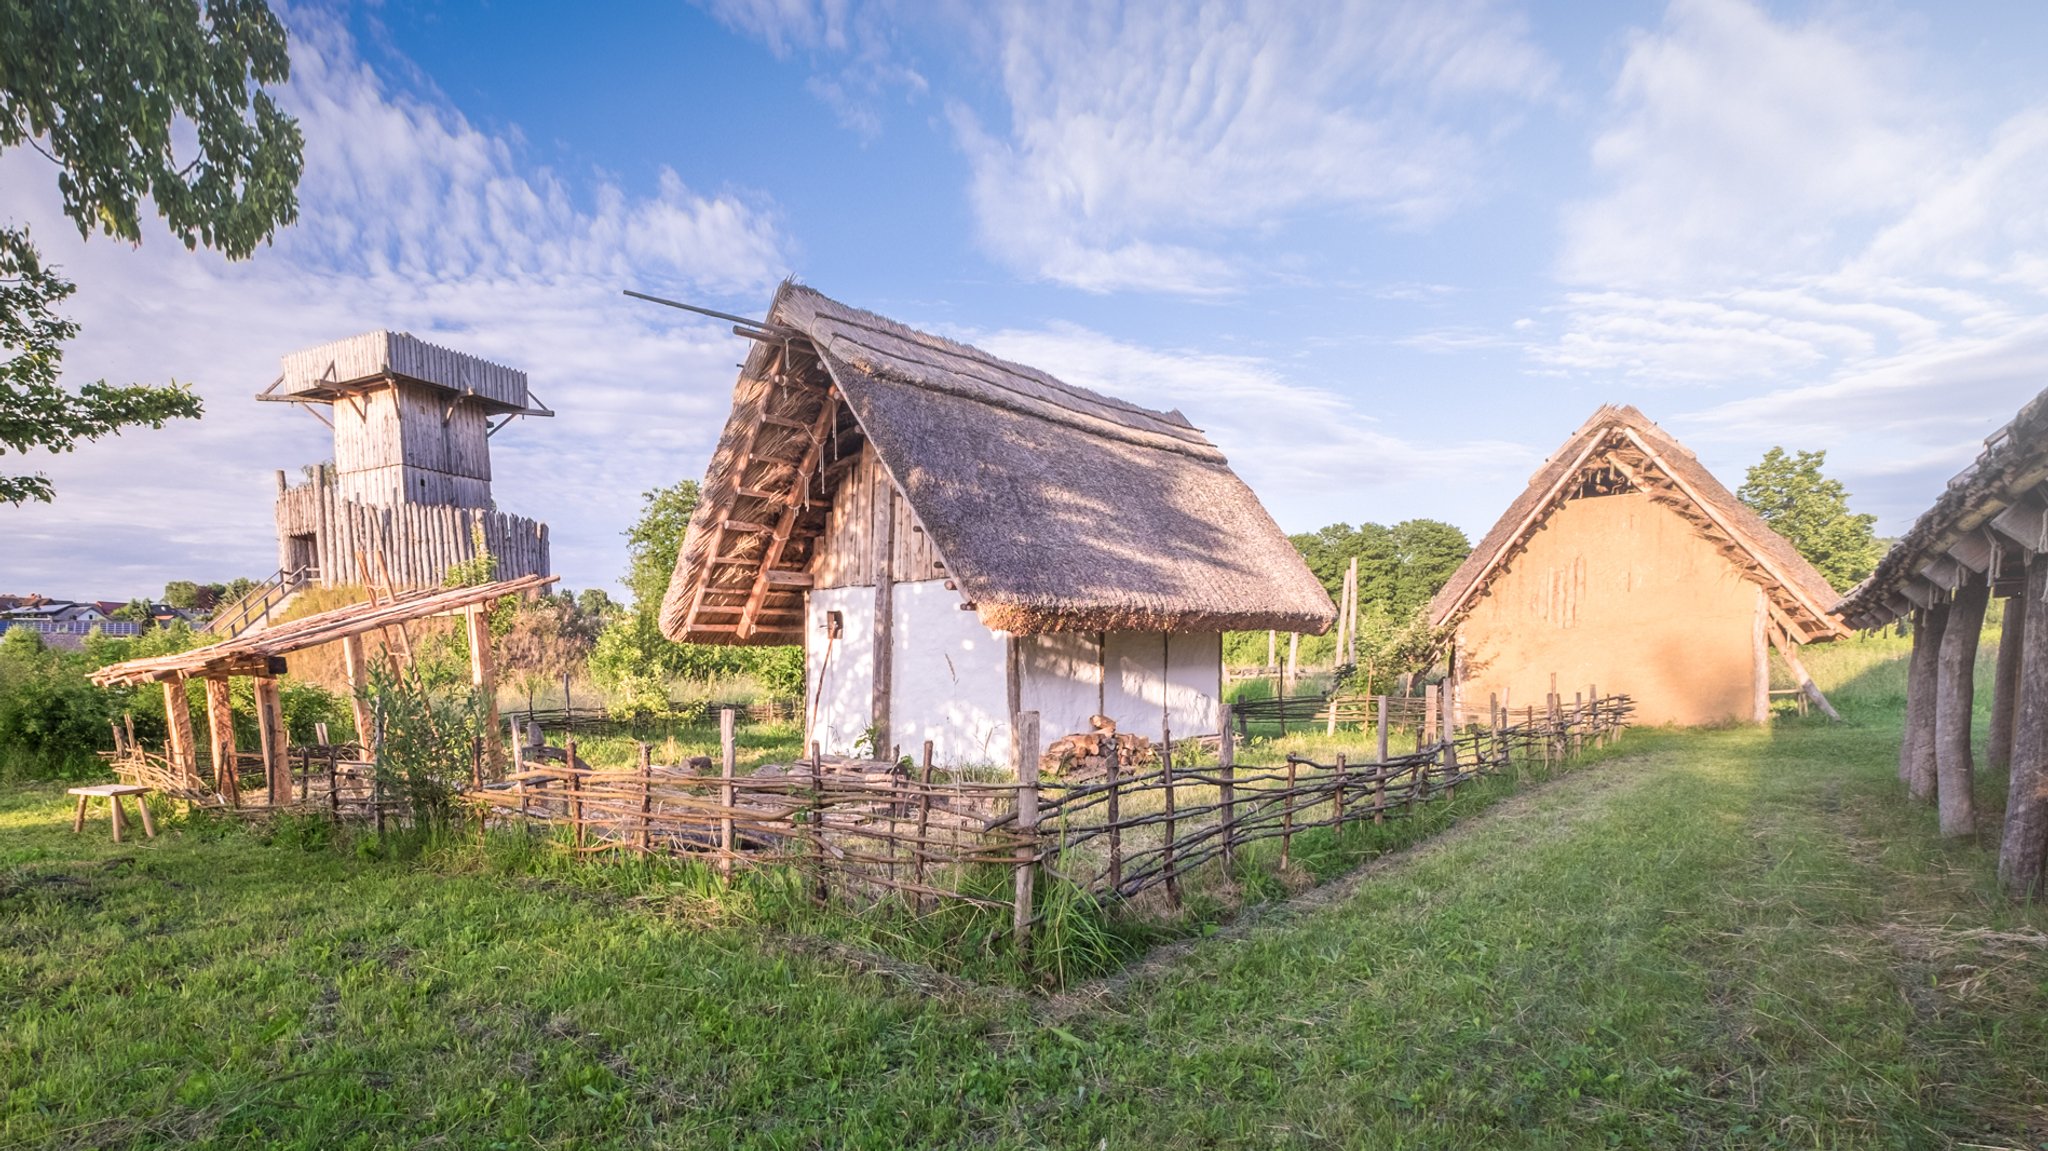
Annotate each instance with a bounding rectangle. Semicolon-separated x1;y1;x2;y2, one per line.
886;579;1011;766
1453;491;1763;726
802;584;876;756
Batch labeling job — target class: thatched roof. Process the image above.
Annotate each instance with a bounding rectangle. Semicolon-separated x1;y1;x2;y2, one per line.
1834;384;2048;630
1429;405;1847;644
658;283;1335;643
89;575;556;685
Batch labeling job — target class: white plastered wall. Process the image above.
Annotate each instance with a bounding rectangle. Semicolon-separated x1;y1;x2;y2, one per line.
803;585;874;756
1018;631;1105;742
888;579;1011;767
1163;632;1223;739
1092;631;1222;743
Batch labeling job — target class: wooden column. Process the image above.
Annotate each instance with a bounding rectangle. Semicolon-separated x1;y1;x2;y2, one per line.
872;476;895;753
1902;603;1948;802
253;676;290;806
339;633;373;746
464;607;502;774
1999;556;2048;898
203;678;239;805
1989;591;2029;770
1936;578;1990;837
162;678;198;787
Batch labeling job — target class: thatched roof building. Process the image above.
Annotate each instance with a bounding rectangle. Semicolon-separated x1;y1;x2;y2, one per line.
1430;405;1845;726
658;283;1331;763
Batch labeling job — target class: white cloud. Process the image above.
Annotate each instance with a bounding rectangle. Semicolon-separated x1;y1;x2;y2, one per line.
1;9;791;600
969;321;1533;528
953;0;1555;293
1536;0;2048;529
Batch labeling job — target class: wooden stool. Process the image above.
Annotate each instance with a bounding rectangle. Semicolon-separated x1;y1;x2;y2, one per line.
67;784;155;842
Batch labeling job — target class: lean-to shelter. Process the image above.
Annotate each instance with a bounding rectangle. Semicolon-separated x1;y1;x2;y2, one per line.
1429;405;1846;726
658;283;1333;765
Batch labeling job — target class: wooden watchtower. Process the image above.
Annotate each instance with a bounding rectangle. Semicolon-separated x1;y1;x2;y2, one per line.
258;332;554;591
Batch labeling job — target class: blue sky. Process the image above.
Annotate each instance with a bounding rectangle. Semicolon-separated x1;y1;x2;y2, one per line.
8;0;2048;602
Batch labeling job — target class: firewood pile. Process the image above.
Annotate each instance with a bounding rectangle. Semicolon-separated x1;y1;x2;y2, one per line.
1040;715;1156;781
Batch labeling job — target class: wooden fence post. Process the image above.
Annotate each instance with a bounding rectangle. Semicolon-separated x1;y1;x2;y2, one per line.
1161;727;1180;908
637;742;653;854
1281;754;1297;871
719;708;737;880
914;740;934;911
1106;739;1123;894
1334;752;1347;830
1219;704;1237;872
1376;695;1389;764
567;735;584;850
1012;711;1041;952
809;742;827;904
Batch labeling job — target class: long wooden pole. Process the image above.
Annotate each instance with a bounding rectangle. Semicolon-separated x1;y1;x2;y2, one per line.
1161;727;1179;908
1903;603;1948;801
1218;704;1236;872
1990;591;2029;770
204;677;239;806
719;708;737;880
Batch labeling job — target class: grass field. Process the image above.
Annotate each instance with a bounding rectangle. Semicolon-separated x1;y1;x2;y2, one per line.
4;633;2046;1148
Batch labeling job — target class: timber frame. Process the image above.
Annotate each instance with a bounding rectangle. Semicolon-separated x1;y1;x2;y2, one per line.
1834;382;2048;893
89;574;556;807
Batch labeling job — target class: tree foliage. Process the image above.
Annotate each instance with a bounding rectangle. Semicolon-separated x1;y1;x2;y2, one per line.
0;0;304;502
1288;518;1472;618
593;481;803;706
1737;447;1883;592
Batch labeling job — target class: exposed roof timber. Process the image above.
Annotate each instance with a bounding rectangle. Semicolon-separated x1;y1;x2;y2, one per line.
1899;577;1940;611
1946;530;1996;574
736;392;838;640
1989;490;2048;555
1919;554;1963;590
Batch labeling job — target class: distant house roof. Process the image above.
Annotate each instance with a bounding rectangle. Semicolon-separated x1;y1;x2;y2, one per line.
659;283;1335;642
1430;405;1848;644
1835;383;2048;629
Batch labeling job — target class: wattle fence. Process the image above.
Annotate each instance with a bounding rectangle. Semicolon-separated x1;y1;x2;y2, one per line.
462;694;1635;944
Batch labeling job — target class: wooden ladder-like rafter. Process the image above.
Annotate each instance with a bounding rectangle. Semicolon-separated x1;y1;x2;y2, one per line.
736;388;839;639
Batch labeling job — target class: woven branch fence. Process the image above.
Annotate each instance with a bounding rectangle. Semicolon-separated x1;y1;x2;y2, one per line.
461;695;1634;948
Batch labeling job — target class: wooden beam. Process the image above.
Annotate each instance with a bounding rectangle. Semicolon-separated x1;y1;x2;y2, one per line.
872;475;896;752
762;569;815;589
1948;530;1996;574
1900;577;1940;611
203;678;239;806
339;633;373;747
681;357;785;635
1990;586;2028;771
1999;555;2048;898
1769;625;1842;721
1902;603;1946;801
1921;554;1965;591
738;392;838;640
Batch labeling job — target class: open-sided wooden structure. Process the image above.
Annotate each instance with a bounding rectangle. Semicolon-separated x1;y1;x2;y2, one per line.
1430;406;1848;727
90;575;555;806
258;331;553;597
656;282;1333;765
1835;385;2048;897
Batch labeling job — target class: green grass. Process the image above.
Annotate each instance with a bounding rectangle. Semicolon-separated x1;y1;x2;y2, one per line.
5;641;2047;1147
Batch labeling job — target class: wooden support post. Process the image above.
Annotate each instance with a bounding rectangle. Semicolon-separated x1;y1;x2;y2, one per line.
204;678;239;805
465;607;503;776
872;477;895;754
1903;603;1947;801
1219;704;1236;872
719;709;737;879
1937;579;1990;837
340;633;372;746
1106;739;1122;894
162;679;198;789
1281;755;1296;871
1373;752;1388;825
1999;556;2048;899
1286;632;1299;694
1012;710;1041;949
1753;587;1771;724
254;677;289;806
638;742;653;854
1769;628;1842;722
1160;726;1179;908
1990;591;2029;770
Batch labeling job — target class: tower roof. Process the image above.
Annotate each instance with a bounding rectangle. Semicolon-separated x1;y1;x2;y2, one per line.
262;331;548;417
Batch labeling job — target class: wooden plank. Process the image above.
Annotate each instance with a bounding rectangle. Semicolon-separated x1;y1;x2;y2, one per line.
1991;493;2048;555
872;475;896;750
